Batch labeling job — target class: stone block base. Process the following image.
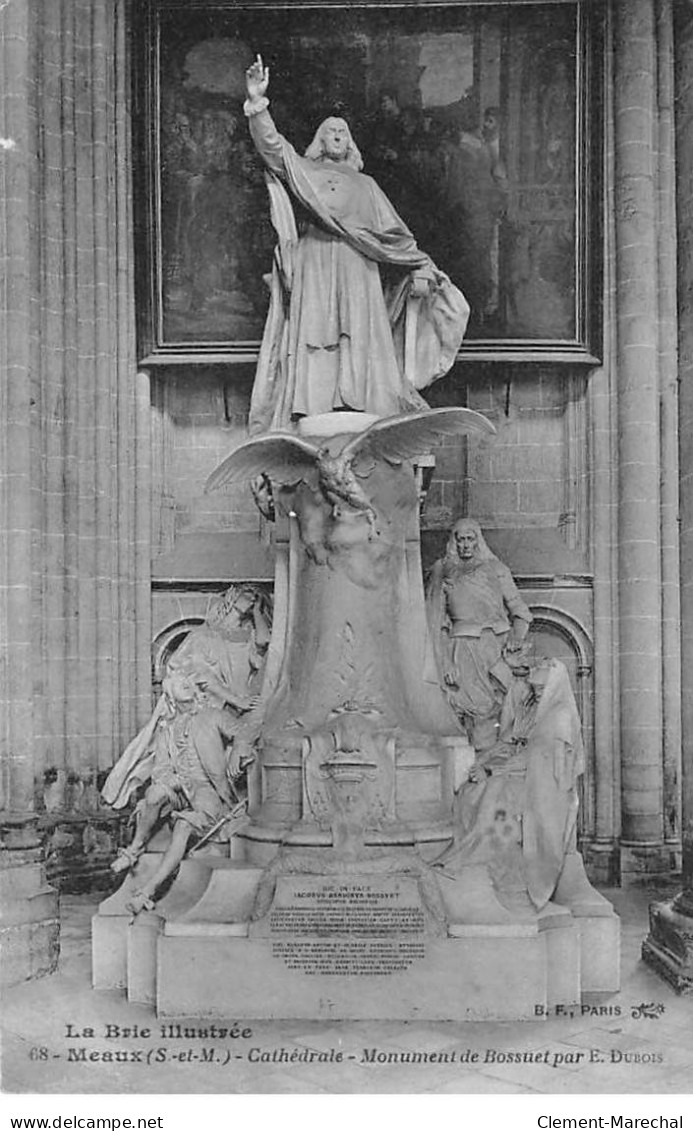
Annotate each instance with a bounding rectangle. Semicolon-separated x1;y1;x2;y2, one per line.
91;852;243;993
539;904;581;1009
553;852;621;994
157;929;549;1021
93;855;621;1021
620;843;680;883
92;912;130;991
580;840;620;887
1;840;60;988
1;918;60;986
577;914;621;994
127;912;164;1006
641;898;693;995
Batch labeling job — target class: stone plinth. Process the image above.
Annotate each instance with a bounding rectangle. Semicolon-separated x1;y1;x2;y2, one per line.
1;822;59;988
92;844;620;1019
92;849;230;992
157;931;548;1022
150;862;617;1021
553;852;620;994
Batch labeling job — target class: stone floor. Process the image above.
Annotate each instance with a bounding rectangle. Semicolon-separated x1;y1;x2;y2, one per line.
1;882;692;1095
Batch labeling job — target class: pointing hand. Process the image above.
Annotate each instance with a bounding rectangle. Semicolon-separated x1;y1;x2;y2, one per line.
246;53;269;100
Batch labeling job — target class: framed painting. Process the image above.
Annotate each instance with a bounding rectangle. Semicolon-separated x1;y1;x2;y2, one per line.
134;0;601;365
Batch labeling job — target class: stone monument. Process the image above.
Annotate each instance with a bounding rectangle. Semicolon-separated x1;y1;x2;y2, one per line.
92;55;619;1019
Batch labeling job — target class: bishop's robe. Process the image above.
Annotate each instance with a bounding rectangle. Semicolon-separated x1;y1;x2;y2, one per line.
246;106;470;434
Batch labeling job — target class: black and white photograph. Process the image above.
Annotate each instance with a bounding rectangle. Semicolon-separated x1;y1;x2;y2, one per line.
1;0;692;1114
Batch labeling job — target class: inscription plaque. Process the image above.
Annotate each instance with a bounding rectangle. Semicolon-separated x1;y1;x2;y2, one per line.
264;875;428;977
271;938;426;976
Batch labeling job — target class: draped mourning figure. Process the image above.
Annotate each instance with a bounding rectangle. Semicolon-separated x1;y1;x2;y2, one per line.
243;55;470;434
437;657;585;915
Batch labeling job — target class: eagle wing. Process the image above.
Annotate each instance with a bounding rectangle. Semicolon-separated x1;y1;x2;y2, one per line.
342;407;496;465
205;433;320;492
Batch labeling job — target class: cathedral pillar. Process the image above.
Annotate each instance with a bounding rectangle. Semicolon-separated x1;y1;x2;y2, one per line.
586;6;621;885
613;0;673;876
1;0;59;985
642;0;693;991
655;0;683;862
0;0;151;984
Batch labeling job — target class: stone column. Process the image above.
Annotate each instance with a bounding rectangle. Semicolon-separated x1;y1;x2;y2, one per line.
0;0;151;983
613;0;669;875
586;3;621;884
0;0;60;985
655;0;682;859
642;0;693;992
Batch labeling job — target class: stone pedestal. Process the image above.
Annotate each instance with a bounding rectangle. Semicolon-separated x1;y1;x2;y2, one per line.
538;904;581;1010
642;895;693;995
0;820;59;988
92;847;228;992
234;412;477;871
157;929;549;1022
554;852;620;994
146;858;617;1020
92;843;619;1019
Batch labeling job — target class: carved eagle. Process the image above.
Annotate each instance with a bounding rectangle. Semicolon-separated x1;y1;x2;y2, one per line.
205;408;495;530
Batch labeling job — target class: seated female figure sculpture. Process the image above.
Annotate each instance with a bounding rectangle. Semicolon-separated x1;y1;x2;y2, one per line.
111;669;244;916
243;55;470;433
436;657;584;916
101;586;270;914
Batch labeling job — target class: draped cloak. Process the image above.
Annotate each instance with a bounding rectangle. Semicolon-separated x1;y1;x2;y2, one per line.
100;698;238;814
437;660;585;911
101;627;252;811
246;108;470;434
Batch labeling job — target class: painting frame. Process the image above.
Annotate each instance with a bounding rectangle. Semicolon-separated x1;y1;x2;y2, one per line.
134;0;603;367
